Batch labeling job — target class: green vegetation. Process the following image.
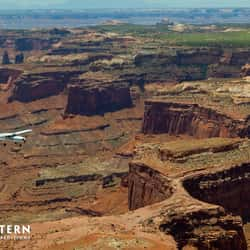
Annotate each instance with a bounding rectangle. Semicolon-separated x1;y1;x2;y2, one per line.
159;31;250;48
94;24;250;48
94;23;160;35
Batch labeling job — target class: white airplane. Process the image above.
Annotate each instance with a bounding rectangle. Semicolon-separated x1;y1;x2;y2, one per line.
0;129;32;145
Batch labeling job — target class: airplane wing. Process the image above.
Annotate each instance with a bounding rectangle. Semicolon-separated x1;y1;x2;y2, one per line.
0;133;13;137
12;129;32;135
0;129;32;137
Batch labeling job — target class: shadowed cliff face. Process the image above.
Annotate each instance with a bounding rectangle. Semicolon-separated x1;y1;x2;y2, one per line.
183;163;250;222
0;68;22;84
183;163;250;248
128;162;173;210
159;208;247;250
127;139;250;250
134;49;250;83
142;101;249;138
65;83;133;116
15;37;58;51
128;159;249;250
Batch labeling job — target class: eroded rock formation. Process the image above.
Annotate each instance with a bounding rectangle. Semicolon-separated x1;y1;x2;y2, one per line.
134;48;250;82
142;101;249;138
15;37;58;51
65;73;133;115
128;138;250;249
242;64;250;77
0;68;22;84
128;162;173;210
9;70;82;102
184;163;250;222
1;27;250;250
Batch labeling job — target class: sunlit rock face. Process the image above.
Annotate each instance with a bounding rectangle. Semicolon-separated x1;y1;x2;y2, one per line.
8;70;82;102
142;101;249;138
128;139;250;250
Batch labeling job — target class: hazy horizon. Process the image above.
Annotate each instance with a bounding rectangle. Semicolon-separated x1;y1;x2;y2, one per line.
0;0;249;10
1;8;250;11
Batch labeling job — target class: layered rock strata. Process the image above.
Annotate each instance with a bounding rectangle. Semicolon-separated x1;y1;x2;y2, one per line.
15;37;58;51
65;74;133;116
242;64;250;77
0;68;22;84
9;70;83;102
184;163;250;222
128;162;173;210
142;101;249;138
134;48;250;83
128;139;250;249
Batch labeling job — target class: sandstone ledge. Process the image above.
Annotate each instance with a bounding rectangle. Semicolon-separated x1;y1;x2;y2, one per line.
128;138;250;249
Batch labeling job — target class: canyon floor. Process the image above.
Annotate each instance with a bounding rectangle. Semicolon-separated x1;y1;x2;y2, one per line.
0;24;250;249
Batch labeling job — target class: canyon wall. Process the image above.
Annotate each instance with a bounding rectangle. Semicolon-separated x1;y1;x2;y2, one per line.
184;163;250;222
9;70;82;102
242;64;250;77
128;159;248;249
127;139;250;249
65;82;133;116
142;101;249;138
134;48;250;83
14;37;58;51
7;47;250;104
0;68;22;84
128;162;173;210
159;207;247;250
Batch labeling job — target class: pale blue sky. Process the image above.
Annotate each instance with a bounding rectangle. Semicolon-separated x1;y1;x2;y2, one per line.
0;0;250;9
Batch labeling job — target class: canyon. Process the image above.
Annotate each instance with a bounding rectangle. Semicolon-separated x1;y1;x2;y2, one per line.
129;138;250;249
0;25;249;250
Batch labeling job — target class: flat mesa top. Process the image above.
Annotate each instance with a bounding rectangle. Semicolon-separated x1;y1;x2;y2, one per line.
133;137;250;174
145;78;250;120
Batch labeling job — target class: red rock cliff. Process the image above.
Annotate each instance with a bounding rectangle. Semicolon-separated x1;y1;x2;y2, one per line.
65;82;133;116
128;142;249;249
9;70;82;102
184;163;250;221
0;68;22;84
128;162;173;210
142;100;248;138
